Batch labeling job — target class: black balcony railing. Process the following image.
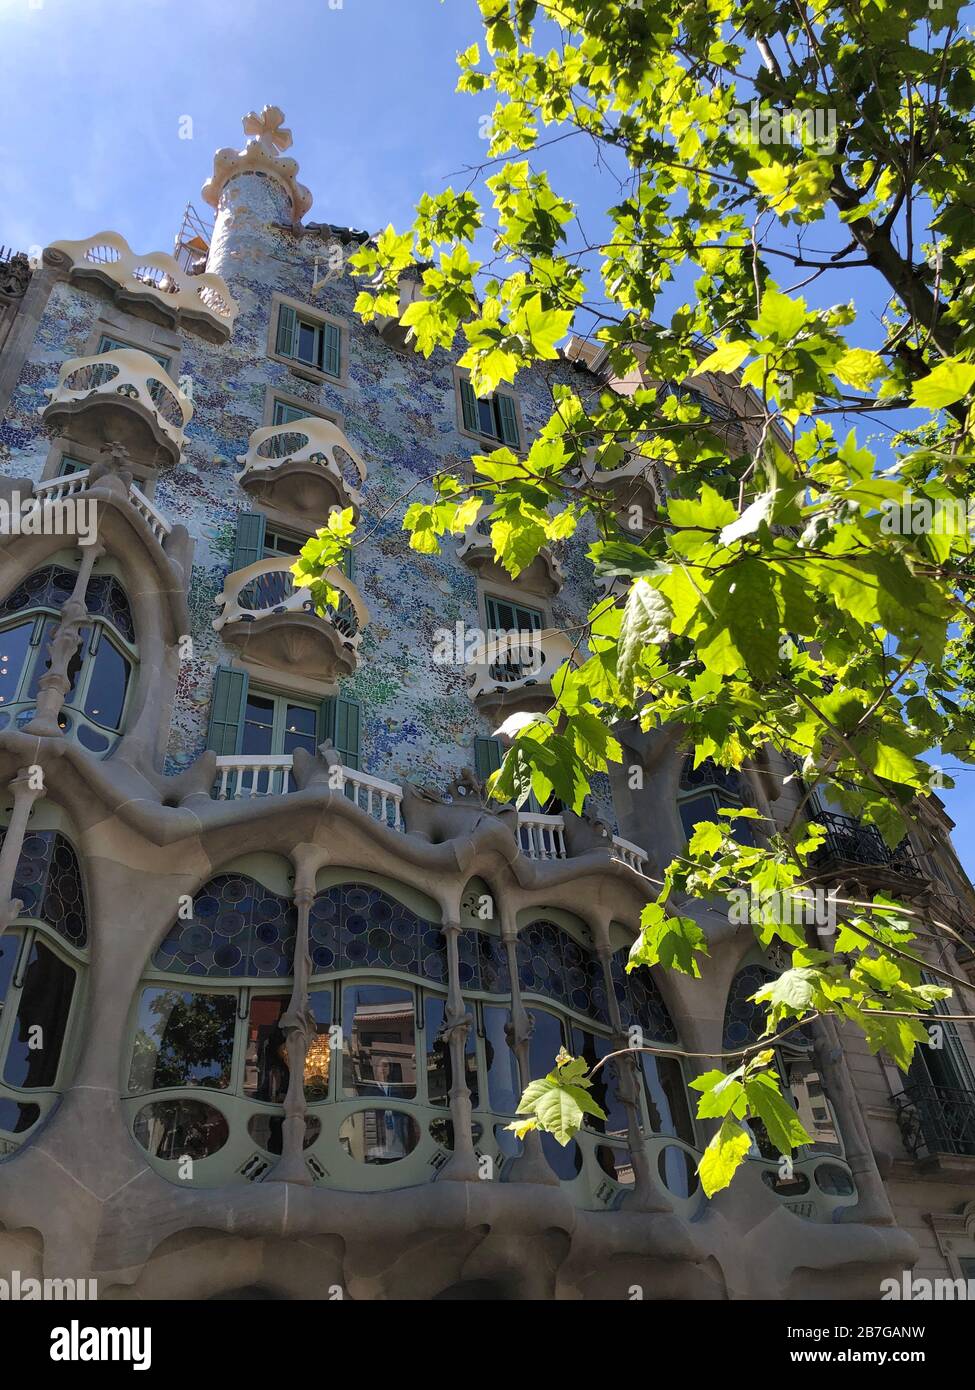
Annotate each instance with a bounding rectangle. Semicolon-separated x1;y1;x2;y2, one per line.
894;1082;975;1159
811;812;922;878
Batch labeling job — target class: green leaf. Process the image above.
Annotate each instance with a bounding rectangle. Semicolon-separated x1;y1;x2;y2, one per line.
911;358;975;410
698;1119;753;1197
617;578;673;690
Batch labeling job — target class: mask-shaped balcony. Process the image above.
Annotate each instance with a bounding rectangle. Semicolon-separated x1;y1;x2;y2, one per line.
213;560;368;681
41;349;192;469
235;417;366;519
578;447;662;533
45;232;238;343
456;505;564;596
467;628;580;717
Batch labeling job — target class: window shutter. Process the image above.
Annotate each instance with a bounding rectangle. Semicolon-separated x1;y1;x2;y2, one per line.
474;736;504;783
206;666;248;755
323;321;342;377
496;392;519;447
319;695;361;769
232;512;267;571
459;376;479;432
275;303;297;358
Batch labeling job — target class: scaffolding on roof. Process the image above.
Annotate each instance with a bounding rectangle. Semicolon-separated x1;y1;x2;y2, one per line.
173;202;213;276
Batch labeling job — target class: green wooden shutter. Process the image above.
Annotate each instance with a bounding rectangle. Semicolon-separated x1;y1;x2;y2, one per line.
323;321;342;377
474;736;504;782
206;666;248;755
496;392;520;447
275;303;297;358
459;376;479;432
232;512;267;571
319;695;361;769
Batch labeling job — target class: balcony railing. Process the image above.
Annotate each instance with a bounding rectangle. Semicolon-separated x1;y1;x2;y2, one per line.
210;758;649;872
46;231;238;340
214;758;403;829
811;812;921;878
468;628;580;711
456;504;564;594
214;560;366;642
236;417;367;515
41;349;192;464
894;1082;975;1159
33;469;172;544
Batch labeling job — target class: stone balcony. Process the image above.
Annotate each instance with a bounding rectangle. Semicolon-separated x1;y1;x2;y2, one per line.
41;349;192;469
467;628;581;717
456;504;564;596
33;468;173;546
235;416;367;518
213;559;368;681
45;232;238;343
577;446;663;532
210;754;649;874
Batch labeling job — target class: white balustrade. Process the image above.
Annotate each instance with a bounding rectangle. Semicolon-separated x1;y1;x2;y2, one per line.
518;812;567;860
33;470;172;542
213;755;403;830
467;627;580;703
47;231;238;337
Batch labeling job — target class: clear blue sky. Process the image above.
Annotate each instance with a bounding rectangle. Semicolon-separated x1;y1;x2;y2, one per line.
1;0;972;874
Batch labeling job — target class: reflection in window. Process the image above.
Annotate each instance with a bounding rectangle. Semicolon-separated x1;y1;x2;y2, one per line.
642;1054;695;1144
424;996;478;1109
304;989;332;1102
484;1004;521;1115
571;1027;628;1139
82;633;130;728
127;988;236;1093
0;621;34;708
342;985;416;1100
785;1056;840;1154
338;1108;420;1163
3;940;75;1089
248;1111;322;1155
243;995;290;1102
133;1098;229;1161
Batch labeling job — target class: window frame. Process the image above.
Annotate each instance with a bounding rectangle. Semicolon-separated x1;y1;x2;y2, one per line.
240;686;321;760
453;366;525;451
268;294;348;387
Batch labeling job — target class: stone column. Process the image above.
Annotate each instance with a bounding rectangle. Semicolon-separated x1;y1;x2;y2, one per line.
436;918;479;1181
25;542;103;737
594;929;670;1212
268;853;317;1185
0;768;45;936
499;906;558;1185
815;1016;896;1226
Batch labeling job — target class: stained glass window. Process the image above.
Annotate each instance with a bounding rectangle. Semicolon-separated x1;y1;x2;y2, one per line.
0;829;87;948
152;875;297;977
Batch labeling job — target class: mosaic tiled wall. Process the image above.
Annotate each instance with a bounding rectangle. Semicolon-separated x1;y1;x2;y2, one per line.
0;171;616;823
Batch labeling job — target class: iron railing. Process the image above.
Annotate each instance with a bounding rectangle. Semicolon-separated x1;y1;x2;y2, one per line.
894;1082;975;1159
811;812;921;878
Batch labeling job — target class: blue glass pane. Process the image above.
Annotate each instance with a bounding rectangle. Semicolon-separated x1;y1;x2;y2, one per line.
83;637;129;728
0;621;33;707
152;874;296;977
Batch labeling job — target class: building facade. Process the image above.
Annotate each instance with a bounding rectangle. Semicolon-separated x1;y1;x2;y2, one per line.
0;106;971;1301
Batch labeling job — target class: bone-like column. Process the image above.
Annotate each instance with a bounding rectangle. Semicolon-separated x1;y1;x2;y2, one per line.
268;853;316;1185
594;934;670;1212
436;918;479;1181
25;542;104;736
498;906;558;1185
0;768;45;937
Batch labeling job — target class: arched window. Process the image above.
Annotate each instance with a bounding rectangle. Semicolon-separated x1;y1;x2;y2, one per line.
0;827;88;1156
723;963;846;1182
678;754;755;845
126;877;695;1204
0;565;136;754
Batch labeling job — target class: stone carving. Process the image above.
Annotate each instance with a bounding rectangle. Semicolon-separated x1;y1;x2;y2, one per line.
400;767;518;842
561;807;613;855
0;252;31;299
202;106;313;223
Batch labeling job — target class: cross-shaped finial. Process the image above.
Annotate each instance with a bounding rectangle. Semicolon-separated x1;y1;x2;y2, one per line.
241;105;293;155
